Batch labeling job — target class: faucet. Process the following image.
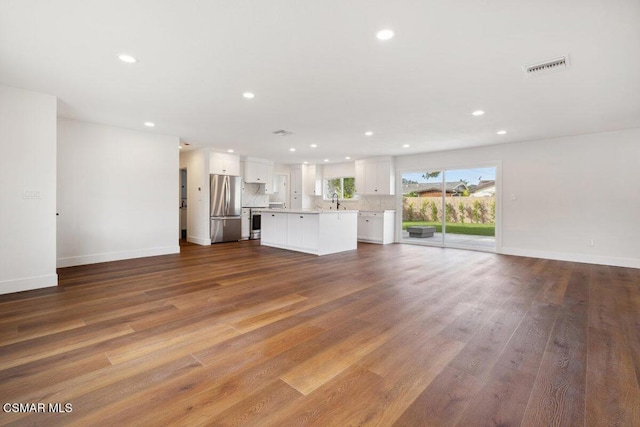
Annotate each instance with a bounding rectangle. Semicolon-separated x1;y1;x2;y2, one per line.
331;192;341;210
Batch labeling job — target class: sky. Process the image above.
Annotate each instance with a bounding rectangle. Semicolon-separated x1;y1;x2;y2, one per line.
403;167;496;185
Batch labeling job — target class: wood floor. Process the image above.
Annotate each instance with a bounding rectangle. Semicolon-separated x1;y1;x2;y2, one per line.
1;241;639;426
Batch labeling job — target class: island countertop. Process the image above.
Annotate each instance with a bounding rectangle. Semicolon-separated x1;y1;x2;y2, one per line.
254;208;359;214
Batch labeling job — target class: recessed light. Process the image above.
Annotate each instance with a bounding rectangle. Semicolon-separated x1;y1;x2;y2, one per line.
243;92;255;99
345;156;351;160
289;148;296;152
118;54;137;63
227;149;234;153
310;144;317;148
472;110;485;116
376;29;394;41
497;130;507;135
303;161;309;164
144;122;155;127
324;159;329;162
402;144;410;148
365;131;374;136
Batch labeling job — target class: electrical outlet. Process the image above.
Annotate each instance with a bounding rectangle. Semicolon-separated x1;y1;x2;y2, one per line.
588;239;595;247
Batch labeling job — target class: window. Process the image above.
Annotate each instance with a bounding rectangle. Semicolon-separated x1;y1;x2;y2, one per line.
324;177;356;200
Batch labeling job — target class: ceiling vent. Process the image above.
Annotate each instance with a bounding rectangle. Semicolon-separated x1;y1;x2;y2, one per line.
272;129;294;136
522;55;570;77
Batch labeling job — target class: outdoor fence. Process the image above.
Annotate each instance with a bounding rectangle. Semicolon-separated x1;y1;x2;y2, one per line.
403;196;496;224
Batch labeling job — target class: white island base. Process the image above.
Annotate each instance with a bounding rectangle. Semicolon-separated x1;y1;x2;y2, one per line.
259;209;358;256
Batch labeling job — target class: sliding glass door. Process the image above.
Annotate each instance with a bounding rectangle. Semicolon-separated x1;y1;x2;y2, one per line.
401;166;496;251
402;170;444;245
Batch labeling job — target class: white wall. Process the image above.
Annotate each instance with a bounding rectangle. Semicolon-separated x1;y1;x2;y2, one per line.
0;85;57;294
395;128;640;268
57;119;180;267
322;162;355;178
179;148;211;245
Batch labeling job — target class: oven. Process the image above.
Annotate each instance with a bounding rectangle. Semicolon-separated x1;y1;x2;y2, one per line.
249;209;262;240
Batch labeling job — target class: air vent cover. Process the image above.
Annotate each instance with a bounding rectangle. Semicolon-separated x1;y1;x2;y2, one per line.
522;55;570;77
272;129;294;136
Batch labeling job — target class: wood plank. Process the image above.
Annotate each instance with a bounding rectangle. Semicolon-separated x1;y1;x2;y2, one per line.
392;366;483;427
495;302;559;375
521;267;589;426
202;379;303;427
457;363;537;426
448;302;529;379
585;264;640;425
280;322;391;395
0;322;134;370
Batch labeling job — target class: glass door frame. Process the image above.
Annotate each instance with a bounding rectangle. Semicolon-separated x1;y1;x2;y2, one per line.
397;161;501;253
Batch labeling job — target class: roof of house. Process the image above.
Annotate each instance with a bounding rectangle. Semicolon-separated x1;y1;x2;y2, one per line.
472;180;496;192
403;182;468;195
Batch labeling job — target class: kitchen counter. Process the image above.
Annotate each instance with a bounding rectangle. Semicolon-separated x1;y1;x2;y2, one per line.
254;208;359;214
260;209;357;255
357;210;396;244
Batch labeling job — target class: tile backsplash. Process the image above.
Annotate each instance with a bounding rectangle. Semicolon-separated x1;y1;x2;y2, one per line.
242;183;268;207
312;195;396;211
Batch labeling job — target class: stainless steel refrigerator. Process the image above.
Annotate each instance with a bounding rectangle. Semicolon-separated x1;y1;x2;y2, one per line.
210;174;242;243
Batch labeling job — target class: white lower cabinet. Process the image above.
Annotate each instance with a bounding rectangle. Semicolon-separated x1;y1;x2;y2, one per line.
287;214;319;251
261;210;357;255
357;211;395;244
261;212;275;243
241;208;250;239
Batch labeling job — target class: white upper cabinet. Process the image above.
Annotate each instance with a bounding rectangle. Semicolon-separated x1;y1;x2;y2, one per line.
210;152;240;176
290;165;303;209
290;163;322;209
303;164;322;196
355;157;395;195
290;166;302;196
244;157;275;193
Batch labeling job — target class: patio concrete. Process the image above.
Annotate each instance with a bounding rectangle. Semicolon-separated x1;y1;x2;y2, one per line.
401;230;495;250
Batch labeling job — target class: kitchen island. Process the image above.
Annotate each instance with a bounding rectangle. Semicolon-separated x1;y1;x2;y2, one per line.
257;209;358;256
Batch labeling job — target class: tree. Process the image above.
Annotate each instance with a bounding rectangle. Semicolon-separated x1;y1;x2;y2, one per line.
422;171;441;179
402;178;418;184
326;178;341;198
458;202;466;223
343;177;355;199
430;201;439;222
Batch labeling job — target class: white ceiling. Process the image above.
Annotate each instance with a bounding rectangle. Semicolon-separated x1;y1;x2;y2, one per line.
1;0;639;164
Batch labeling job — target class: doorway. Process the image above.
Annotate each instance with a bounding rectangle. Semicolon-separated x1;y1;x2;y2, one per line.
401;166;497;251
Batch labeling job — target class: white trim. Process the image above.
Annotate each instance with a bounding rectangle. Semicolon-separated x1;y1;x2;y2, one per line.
0;274;58;295
499;247;640;269
57;246;180;268
187;236;212;246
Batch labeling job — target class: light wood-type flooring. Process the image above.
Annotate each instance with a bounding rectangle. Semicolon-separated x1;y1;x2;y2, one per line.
1;241;639;426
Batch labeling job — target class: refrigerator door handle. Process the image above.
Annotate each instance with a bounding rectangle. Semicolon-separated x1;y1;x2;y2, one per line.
225;176;231;215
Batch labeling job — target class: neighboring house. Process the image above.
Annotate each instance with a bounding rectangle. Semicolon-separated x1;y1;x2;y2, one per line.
470;180;496;197
403;182;469;197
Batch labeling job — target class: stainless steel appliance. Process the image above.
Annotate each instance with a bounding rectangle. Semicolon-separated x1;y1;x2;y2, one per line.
210;174;242;243
249;208;262;240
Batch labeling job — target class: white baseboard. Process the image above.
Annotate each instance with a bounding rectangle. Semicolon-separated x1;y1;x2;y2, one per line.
187;236;212;246
57;245;181;268
499;247;640;269
0;273;58;295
